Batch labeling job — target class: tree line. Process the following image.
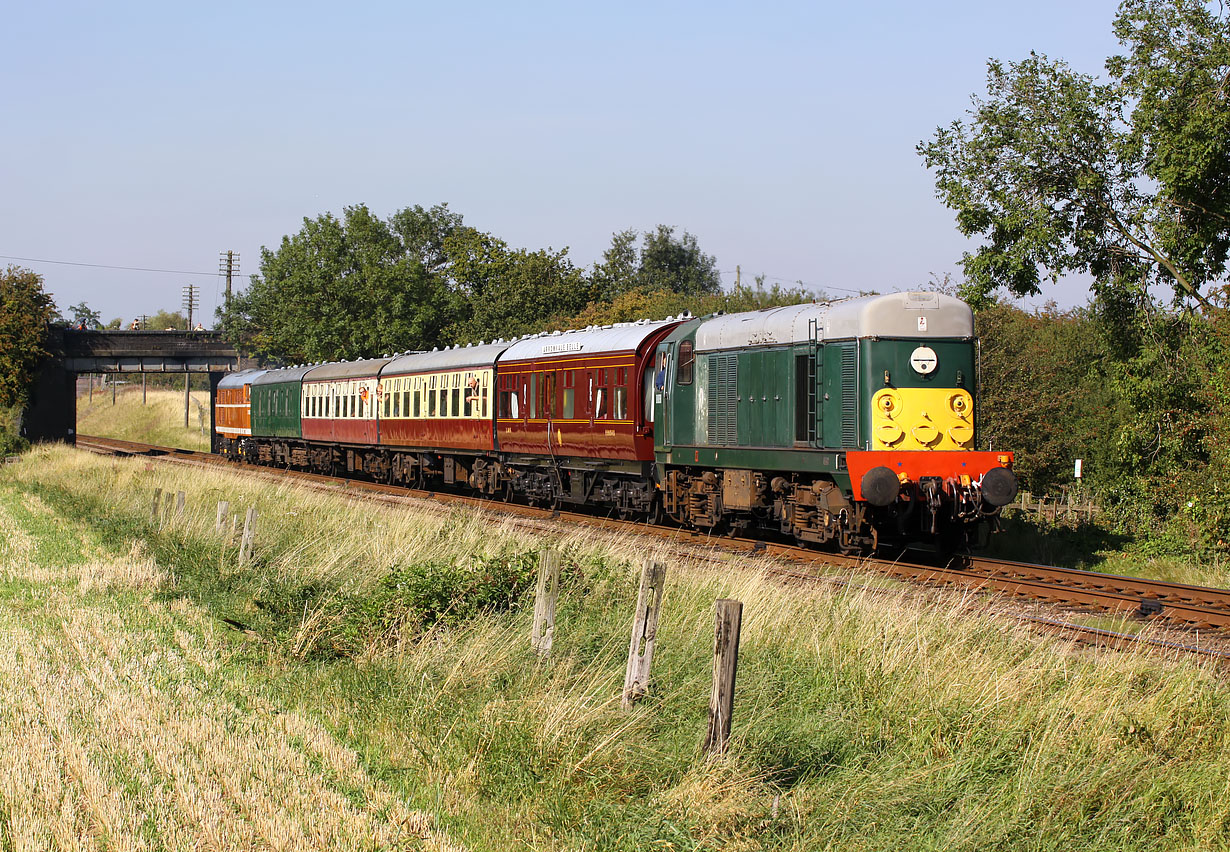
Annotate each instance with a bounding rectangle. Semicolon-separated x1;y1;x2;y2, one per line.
216;206;817;364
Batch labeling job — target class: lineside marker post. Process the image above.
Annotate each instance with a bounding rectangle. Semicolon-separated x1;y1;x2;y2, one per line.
531;548;561;656
703;599;743;755
239;507;258;566
622;559;666;709
215;501;229;532
150;488;162;522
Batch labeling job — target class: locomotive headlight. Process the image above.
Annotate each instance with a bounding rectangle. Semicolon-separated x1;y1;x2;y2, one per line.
909;346;938;375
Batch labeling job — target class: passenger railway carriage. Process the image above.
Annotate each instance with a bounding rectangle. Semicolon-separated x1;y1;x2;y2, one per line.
218;292;1017;551
495;319;678;512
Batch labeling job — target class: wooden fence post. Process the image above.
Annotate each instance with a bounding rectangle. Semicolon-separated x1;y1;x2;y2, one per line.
622;559;667;709
150;488;162;521
239;507;258;565
175;490;186;518
531;548;561;655
215;500;230;532
703;599;744;755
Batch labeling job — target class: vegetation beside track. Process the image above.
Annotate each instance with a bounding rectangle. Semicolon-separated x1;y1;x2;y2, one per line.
77;386;212;452
4;444;1230;849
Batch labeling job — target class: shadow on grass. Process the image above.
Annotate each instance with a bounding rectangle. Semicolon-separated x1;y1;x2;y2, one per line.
980;512;1131;569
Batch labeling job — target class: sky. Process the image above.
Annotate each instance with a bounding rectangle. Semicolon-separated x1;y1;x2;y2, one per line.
1;0;1126;325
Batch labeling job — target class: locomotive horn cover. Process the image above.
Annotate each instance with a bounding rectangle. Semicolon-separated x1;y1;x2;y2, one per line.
981;466;1018;507
860;466;901;507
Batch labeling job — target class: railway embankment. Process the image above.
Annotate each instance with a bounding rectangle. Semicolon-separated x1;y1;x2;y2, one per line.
4;443;1230;849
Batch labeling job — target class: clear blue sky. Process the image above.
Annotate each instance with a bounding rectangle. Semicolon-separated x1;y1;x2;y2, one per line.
1;0;1124;325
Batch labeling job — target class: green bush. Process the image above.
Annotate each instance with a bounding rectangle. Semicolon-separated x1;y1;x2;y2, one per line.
0;405;28;457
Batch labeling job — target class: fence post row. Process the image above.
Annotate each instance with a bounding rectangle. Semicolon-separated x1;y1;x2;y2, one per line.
150;488;162;521
622;559;667;709
215;500;230;532
531;548;561;656
703;598;744;755
175;490;186;518
239;507;258;566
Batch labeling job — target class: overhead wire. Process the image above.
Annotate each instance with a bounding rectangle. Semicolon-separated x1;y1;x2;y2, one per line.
0;254;221;277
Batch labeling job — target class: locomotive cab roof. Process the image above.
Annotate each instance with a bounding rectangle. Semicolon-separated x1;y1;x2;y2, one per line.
217;368;269;389
690;291;973;352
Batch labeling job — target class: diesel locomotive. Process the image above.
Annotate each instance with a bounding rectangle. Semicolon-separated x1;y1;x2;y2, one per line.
215;291;1017;551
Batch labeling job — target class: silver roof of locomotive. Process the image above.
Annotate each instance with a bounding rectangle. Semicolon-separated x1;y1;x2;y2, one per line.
691;291;973;352
499;317;682;362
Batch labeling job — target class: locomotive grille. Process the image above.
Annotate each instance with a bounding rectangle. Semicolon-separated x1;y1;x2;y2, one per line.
840;342;857;447
707;354;738;445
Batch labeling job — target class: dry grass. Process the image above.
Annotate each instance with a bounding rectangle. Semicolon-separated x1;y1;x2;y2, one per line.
0;466;463;851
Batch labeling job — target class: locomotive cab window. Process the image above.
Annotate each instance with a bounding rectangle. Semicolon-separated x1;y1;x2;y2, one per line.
677;340;694;385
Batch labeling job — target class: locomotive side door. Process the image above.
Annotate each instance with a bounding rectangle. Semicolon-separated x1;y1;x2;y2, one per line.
653;343;671;450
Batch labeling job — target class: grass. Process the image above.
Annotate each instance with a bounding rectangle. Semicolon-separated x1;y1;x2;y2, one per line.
4;445;1230;849
77;386;212;451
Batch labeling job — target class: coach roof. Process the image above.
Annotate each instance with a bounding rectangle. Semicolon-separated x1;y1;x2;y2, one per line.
499;318;682;363
382;342;510;376
250;364;315;385
302;357;394;382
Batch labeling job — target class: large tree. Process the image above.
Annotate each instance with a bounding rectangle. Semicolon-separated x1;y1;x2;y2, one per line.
0;266;56;407
591;226;723;300
443;228;593;342
919;0;1230;309
220;204;457;362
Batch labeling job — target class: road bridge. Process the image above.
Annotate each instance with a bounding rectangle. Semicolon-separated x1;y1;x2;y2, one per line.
25;328;254;449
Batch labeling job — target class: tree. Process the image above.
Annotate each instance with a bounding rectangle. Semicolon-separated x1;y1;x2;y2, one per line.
148;309;188;330
590;226;722;300
220;204;456;362
67;301;102;329
0;266;56;407
919;0;1230;309
444;229;593;342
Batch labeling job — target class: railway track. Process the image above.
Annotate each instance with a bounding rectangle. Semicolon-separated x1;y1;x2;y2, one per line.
74;434;1230;662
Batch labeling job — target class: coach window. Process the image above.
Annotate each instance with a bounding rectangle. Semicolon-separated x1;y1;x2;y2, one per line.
597;368;611;419
428;376;437;416
544;371;557;418
450;373;460;418
562;370;575;419
614;368;628;420
678;340;694;385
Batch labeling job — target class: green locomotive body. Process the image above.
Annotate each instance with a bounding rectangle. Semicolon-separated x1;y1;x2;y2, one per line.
652;292;1014;550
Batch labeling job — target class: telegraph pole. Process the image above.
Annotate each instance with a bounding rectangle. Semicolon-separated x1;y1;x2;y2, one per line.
219;250;239;313
182;285;199;427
